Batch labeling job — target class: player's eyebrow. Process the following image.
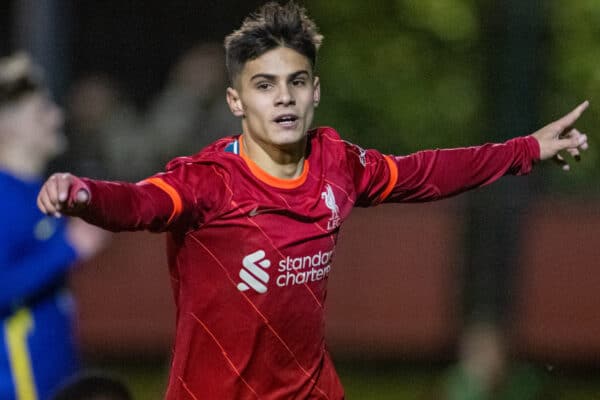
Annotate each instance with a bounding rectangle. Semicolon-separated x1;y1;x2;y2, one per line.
288;70;310;80
250;70;310;82
250;73;276;82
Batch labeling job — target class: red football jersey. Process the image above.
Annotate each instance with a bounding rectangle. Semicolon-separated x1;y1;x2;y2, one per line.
72;127;539;399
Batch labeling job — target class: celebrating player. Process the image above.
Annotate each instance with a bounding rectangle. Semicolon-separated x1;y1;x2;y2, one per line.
37;2;588;399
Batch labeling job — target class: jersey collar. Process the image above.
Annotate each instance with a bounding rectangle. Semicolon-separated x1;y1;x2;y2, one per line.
229;135;309;190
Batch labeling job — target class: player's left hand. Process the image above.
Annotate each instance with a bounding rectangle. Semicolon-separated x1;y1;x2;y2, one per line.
531;100;589;171
37;172;90;217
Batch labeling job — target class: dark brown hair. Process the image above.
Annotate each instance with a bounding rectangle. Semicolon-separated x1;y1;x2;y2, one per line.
0;52;45;108
224;1;323;84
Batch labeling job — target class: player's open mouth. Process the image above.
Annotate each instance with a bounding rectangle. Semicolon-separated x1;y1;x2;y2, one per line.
274;114;299;127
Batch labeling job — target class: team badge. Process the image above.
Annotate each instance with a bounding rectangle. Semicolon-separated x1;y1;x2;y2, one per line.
321;184;341;230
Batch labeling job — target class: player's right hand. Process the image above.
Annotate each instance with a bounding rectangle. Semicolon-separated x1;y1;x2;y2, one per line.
37;173;90;217
531;100;589;170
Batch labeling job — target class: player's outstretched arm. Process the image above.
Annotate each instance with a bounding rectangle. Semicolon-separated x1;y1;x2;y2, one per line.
37;173;90;217
531;100;590;170
37;170;195;233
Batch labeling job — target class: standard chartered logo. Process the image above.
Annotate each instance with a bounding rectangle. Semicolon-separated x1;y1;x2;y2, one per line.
237;249;333;294
237;250;271;294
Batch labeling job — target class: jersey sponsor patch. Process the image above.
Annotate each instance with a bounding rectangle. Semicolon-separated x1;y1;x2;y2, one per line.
237;250;271;293
237;249;333;294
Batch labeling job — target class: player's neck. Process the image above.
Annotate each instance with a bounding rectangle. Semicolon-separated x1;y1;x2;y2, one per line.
0;146;45;180
240;134;306;180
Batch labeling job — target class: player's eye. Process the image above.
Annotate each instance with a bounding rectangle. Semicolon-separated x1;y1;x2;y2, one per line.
256;82;273;91
292;79;306;87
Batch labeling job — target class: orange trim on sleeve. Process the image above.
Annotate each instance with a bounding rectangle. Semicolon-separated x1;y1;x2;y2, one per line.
378;156;398;203
144;177;183;224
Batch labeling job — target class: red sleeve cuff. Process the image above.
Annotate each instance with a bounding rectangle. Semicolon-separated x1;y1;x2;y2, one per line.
525;135;541;162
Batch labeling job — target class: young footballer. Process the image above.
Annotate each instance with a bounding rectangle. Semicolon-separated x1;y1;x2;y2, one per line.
37;2;589;399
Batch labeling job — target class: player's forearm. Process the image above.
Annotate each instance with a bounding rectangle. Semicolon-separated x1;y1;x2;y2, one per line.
74;178;176;232
389;135;540;201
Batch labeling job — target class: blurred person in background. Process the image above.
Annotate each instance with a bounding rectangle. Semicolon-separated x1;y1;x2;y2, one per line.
144;41;239;170
0;53;106;400
436;322;555;400
57;42;237;182
57;73;141;181
36;2;589;399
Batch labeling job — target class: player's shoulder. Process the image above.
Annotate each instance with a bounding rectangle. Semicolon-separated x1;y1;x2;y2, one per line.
310;126;343;142
309;126;360;158
309;126;379;174
164;136;241;172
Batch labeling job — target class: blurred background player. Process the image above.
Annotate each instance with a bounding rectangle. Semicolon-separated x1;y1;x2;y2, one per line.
142;41;239;171
53;41;238;182
437;321;555;400
0;52;106;400
56;72;140;181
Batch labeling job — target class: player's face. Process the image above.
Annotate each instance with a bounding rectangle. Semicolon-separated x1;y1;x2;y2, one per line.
1;92;65;160
227;46;320;153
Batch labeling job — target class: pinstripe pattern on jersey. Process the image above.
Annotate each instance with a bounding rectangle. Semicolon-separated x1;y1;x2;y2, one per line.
187;234;330;399
190;312;259;398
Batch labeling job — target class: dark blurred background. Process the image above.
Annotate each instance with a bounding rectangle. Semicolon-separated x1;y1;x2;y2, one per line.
2;0;599;398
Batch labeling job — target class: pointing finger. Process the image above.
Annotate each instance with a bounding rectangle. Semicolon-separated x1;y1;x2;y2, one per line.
557;100;589;131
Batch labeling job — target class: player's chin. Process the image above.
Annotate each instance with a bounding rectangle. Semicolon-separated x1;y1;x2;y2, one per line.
280;133;309;147
271;127;306;144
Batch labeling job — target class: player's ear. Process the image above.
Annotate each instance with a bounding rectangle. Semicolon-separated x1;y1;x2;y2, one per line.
226;87;245;118
312;76;320;107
